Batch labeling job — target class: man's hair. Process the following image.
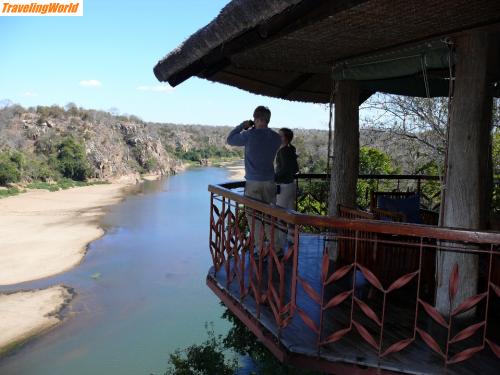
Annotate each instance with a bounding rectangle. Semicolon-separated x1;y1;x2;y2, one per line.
253;106;271;124
280;127;294;142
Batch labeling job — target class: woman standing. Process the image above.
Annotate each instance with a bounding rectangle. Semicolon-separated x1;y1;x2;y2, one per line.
275;128;299;210
275;128;299;248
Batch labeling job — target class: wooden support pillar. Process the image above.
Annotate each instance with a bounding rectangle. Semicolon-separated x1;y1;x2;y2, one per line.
436;31;497;314
328;80;360;216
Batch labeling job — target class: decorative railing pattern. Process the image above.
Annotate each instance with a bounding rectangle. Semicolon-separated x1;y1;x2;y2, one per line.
208;177;500;373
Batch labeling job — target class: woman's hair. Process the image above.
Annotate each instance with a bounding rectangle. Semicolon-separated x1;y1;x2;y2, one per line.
280;127;294;142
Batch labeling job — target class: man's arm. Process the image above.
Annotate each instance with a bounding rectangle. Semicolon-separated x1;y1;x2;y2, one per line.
227;122;249;146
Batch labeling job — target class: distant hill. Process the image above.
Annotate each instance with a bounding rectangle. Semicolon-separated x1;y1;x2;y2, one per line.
0;103;438;187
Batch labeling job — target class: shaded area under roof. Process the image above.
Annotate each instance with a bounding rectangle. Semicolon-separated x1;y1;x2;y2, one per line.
154;0;500;103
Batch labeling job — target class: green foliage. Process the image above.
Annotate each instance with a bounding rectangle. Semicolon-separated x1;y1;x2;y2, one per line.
25;158;58;182
493;131;500;213
0;187;21;198
296;180;329;216
415;160;442;210
359;146;395;175
55;137;91;181
176;145;242;162
165;323;237;375
36;105;66;119
143;157;159;172
165;310;318;375
8;150;25;170
0;151;23;185
295;147;398;214
26;178;108;192
357;147;397;208
57;177;80;189
26;181;60;191
222;309;318;375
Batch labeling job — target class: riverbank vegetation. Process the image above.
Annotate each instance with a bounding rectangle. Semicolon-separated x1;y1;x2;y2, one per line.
0;135;101;197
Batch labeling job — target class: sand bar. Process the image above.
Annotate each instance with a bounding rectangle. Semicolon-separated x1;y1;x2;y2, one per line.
0;285;73;355
225;163;245;181
0;177;139;356
0;179;134;286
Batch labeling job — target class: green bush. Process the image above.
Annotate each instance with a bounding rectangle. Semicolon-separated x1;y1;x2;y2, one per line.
176;145;242;162
55;138;91;181
0;187;20;198
493;131;500;213
166;323;236;375
143;157;158;172
26;158;59;182
166;310;319;375
356;146;397;208
0;152;22;185
26;181;60;191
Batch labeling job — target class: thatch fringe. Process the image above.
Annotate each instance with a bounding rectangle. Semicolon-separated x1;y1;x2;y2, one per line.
153;0;301;83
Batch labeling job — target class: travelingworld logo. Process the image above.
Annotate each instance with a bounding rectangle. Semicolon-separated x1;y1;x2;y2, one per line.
1;0;83;16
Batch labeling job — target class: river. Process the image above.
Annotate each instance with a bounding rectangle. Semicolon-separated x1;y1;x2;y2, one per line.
0;167;236;375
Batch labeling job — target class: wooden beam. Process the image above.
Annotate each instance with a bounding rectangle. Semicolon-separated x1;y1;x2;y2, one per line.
435;31;498;314
328;80;360;216
279;73;314;99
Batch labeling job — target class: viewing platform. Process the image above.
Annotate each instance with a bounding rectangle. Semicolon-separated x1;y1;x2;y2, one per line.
207;175;500;375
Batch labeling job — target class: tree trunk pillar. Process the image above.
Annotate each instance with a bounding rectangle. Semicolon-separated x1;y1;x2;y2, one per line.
328;81;360;217
436;31;496;314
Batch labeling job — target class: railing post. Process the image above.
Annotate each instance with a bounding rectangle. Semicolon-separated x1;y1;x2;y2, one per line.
221;196;230;288
209;192;216;275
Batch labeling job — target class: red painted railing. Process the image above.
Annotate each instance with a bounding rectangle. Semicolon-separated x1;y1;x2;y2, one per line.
208;177;500;374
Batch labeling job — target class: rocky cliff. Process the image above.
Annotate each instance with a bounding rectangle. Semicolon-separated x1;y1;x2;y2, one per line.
0;105;182;182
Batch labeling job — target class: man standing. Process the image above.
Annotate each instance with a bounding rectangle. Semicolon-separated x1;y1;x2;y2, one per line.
227;106;281;253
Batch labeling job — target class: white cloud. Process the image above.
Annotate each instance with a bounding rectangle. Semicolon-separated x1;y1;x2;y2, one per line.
22;91;38;97
79;79;102;88
136;84;174;93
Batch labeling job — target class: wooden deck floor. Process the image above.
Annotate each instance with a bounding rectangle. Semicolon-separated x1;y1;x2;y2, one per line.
208;234;499;375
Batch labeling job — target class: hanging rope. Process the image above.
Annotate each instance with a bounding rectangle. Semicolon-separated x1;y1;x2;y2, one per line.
438;38;455;226
420;54;431;100
326;68;336;173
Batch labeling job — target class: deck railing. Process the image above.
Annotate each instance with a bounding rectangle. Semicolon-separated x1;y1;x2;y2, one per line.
207;177;500;374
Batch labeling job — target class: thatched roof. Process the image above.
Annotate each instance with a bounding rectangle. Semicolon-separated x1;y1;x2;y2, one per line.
154;0;500;102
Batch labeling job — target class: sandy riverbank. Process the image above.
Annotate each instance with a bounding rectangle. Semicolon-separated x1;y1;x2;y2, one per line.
224;162;245;180
0;176;141;356
0;178;138;286
0;285;73;355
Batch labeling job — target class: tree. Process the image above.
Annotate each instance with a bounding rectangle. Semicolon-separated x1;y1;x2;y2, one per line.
165;310;318;375
359;146;394;175
361;94;448;165
165;323;236;375
357;146;396;208
0;152;21;185
55;137;91;181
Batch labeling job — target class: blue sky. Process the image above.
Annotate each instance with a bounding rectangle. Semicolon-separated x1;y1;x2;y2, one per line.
0;0;328;129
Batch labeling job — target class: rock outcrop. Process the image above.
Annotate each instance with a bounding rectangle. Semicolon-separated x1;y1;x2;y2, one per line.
1;108;176;180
